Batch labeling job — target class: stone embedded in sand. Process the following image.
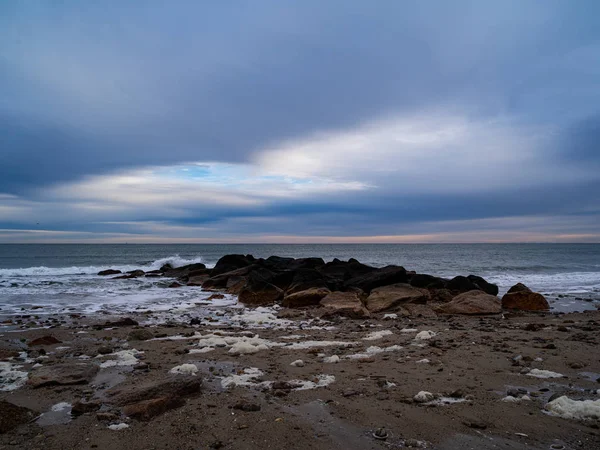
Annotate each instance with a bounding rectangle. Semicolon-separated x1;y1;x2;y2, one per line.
282;288;331;308
28;335;62;346
71;400;101;416
107;377;202;407
127;329;154;341
434;290;501;315
123;396;185;421
501;291;549;311
319;291;370;319
365;283;430;313
28;363;99;388
545;396;600;421
0;400;38;434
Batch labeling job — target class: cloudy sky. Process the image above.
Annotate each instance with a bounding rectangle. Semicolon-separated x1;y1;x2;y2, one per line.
1;1;599;243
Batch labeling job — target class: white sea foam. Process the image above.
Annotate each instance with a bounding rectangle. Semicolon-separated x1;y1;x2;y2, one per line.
0;362;28;391
545;396;600;420
169;364;198;376
526;369;563;379
363;330;393;341
98;349;143;368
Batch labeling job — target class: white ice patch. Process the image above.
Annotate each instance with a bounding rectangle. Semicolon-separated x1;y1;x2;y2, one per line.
169;364;198;376
108;423;130;430
363;330;393;341
345;345;403;360
414;331;436;341
526;369;564;379
51;402;72;412
98;349;143;368
323;355;340;364
545;396;600;421
0;361;28;391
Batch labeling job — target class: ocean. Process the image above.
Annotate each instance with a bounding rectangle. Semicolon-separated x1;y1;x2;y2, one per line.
0;243;599;317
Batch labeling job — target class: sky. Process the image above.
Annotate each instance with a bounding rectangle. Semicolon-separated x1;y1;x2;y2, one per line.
1;0;600;243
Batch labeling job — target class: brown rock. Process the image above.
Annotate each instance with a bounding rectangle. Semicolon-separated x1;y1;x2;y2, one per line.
365;283;430;313
123;396;185;421
107;377;202;406
319;291;370;319
238;271;283;306
282;288;331;308
127;328;154;341
206;293;225;300
0;401;37;434
187;274;209;286
501;291;549;311
71;400;101;416
507;282;532;294
435;290;501;315
0;348;20;360
28;335;62;346
28;363;99;388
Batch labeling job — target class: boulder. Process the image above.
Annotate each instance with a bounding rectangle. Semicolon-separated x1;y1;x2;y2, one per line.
123;396;185;421
286;257;326;271
127;329;154;341
435;290;501;315
225;276;247;294
0;348;20;360
163;263;207;278
285;269;329;295
446;276;481;293
344;265;408;293
0;401;37;434
238;270;283;306
409;274;447;289
107;376;201;406
187;274;210;286
98;269;121;276
319;291;370;319
28;363;99;388
211;254;255;277
71;400;101;416
399;304;438;319
507;282;532;294
28;335;62;346
365;283;430;313
202;265;256;289
282;288;331;308
502;291;549;311
260;256;295;272
466;275;499;296
318;259;376;281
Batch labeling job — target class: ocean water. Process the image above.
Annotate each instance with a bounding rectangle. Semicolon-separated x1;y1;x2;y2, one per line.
0;243;599;317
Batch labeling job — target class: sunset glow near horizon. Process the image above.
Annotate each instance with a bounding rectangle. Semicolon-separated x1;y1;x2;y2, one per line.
1;1;600;243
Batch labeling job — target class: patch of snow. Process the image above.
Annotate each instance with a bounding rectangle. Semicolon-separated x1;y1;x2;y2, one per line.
527;369;563;379
323;355;340;364
363;330;393;341
169;364;198;376
108;423;130;430
0;361;28;391
290;360;305;367
545;396;600;421
414;331;436;341
99;349;143;368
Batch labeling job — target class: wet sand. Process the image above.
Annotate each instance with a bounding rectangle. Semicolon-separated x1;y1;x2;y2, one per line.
1;308;599;450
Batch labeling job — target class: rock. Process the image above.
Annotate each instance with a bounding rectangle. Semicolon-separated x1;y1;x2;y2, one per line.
435;290;501;315
446;276;481;293
0;401;37;434
413;391;435;403
319;291;370;319
107;376;202;407
507;282;532;294
318;259;376;281
282;288;331;308
0;349;20;360
28;335;62;346
104;317;139;327
206;293;225;300
28;363;99;388
96;412;119;422
238;271;283;306
168;282;182;288
98;269;122;276
187;275;209;286
501;291;549;311
285;257;326;271
285;269;329;295
428;288;454;303
71;400;101;416
123;396;185;421
232;402;261;412
127;329;154;341
127;270;146;277
466;275;499;296
211;254;255;277
290;360;305;367
344;265;408;293
409;274;447;289
190;318;201;325
365;283;430;312
97;346;113;355
202;266;256;289
260;256;295;271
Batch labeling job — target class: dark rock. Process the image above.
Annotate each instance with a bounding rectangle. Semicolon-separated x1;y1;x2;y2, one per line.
190;318;201;325
320;291;370;319
0;348;20;360
0;401;37;434
168;282;182;288
98;269;122;276
238;270;284;306
187;274;209;286
502;291;549;311
28;363;99;388
282;288;331;308
286;257;326;271
285;269;329;295
71;400;101;416
211;254;255;277
318;259;376;281
202;265;256;289
127;329;154;341
97;345;113;355
466;275;499;296
446;276;481;293
28;335;62;346
107;376;202;407
105;317;138;327
409;274;447;289
435;290;501;315
365;283;430;312
344;265;408;293
507;283;532;294
232;402;261;412
260;256;295;272
123;396;185;421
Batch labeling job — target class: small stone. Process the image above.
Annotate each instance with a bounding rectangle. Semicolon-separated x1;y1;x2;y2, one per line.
232;402;261;412
372;427;388;440
290;360;305;367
